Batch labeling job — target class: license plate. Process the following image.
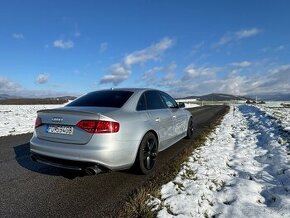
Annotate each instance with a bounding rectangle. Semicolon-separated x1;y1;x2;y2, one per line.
47;125;74;135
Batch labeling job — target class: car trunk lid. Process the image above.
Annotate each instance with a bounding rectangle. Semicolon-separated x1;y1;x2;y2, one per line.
35;107;117;144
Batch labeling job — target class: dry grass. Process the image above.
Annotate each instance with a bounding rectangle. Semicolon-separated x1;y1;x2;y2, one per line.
118;106;230;218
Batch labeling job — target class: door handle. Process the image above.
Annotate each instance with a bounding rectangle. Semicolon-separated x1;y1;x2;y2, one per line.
155;117;160;122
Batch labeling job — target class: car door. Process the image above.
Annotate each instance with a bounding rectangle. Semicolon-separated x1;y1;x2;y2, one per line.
144;91;174;150
159;91;187;137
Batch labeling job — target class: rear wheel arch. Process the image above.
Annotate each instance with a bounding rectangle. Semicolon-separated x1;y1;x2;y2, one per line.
137;129;159;150
132;129;159;163
136;129;159;156
133;130;159;174
185;116;194;139
147;130;159;148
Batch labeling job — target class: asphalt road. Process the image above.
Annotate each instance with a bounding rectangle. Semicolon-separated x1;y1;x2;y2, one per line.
0;105;227;218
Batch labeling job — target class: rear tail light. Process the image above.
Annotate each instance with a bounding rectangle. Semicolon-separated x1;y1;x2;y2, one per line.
76;120;120;133
35;117;43;128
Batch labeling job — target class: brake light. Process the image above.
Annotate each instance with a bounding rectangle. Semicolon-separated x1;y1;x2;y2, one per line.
35;117;43;128
76;120;120;133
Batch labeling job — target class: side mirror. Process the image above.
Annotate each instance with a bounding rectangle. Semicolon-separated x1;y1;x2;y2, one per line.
178;102;185;108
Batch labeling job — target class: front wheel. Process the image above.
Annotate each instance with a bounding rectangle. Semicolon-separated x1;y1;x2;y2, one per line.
134;132;158;174
185;117;194;139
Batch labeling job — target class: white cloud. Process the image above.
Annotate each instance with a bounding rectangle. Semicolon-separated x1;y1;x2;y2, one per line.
256;64;290;93
144;58;290;98
36;74;49;84
184;65;221;79
231;61;252;68
236;28;260;39
215;34;232;47
236;65;290;95
216;74;248;95
0;77;22;95
163;63;176;81
124;37;173;66
53;39;74;49
0;77;79;98
213;28;261;47
100;64;131;85
100;37;173;85
99;42;108;53
141;63;177;87
141;66;163;80
167;73;251;98
12;33;24;39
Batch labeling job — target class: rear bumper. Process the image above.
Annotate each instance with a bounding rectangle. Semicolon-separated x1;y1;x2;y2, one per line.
30;135;140;171
31;153;92;171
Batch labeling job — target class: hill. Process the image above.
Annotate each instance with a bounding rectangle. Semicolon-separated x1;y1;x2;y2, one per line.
0;95;77;105
178;93;252;101
0;94;21;100
249;93;290;101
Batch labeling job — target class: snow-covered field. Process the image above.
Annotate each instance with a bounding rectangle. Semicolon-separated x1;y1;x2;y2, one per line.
257;102;290;132
0;102;199;137
0;104;63;137
149;104;290;217
184;103;200;109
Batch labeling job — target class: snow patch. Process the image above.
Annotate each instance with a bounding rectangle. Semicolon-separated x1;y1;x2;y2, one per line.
149;105;290;217
0;104;63;137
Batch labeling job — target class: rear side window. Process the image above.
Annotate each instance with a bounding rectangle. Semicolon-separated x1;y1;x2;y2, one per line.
67;90;133;108
136;94;146;111
145;91;166;110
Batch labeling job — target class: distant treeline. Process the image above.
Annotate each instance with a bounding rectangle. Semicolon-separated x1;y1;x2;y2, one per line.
0;98;69;105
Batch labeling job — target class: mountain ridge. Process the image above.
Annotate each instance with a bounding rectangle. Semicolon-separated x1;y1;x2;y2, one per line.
0;94;77;105
178;93;290;101
177;93;252;101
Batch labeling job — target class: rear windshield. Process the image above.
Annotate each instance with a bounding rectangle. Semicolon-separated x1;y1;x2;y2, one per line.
67;90;134;108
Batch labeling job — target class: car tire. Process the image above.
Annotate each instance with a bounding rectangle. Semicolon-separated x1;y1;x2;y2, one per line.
185;117;194;139
134;132;158;175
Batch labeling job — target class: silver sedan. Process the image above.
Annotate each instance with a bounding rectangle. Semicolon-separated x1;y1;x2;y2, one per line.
30;88;194;174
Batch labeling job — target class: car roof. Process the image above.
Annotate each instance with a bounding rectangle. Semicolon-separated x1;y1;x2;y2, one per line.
102;88;159;93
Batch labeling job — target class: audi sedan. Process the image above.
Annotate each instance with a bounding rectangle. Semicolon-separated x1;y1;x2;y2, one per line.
30;88;194;174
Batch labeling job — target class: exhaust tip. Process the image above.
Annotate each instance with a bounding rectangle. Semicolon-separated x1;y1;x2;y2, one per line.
85;166;102;175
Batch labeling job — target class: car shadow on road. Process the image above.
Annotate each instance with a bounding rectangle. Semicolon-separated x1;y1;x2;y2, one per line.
13;142;87;180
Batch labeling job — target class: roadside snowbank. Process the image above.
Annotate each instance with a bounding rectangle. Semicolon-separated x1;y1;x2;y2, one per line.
0;104;63;137
149;105;290;217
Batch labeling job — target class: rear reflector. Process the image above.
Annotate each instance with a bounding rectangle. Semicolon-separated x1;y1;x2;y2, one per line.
35;117;43;128
76;120;120;133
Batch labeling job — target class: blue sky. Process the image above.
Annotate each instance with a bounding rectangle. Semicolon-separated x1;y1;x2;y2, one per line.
0;0;290;98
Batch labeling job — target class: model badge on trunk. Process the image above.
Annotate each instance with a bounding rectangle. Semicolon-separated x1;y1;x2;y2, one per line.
52;117;63;122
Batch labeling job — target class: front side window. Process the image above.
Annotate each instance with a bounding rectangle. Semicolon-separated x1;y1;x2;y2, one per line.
67;90;133;108
145;91;166;110
160;92;178;108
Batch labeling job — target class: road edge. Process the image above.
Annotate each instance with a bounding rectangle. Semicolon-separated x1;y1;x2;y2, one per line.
118;105;230;217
